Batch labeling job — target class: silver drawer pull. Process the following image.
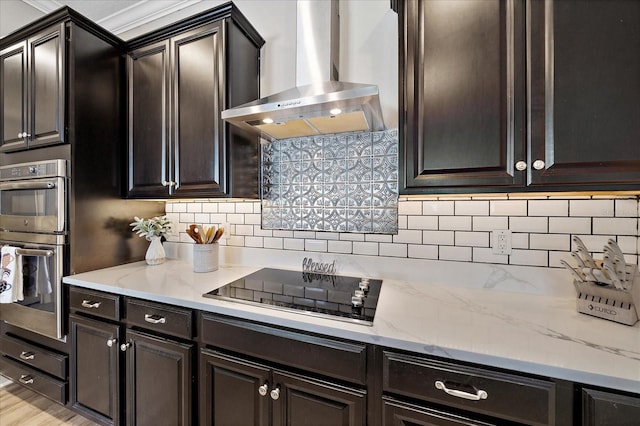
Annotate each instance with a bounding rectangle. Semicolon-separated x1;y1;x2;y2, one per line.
81;300;101;309
435;380;488;401
19;374;34;385
19;351;35;360
258;383;269;397
144;314;166;324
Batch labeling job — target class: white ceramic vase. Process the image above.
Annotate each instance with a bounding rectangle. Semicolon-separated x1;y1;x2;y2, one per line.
145;236;166;265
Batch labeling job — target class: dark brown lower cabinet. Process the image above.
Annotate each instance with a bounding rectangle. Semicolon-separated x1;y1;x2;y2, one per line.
382;398;494;426
124;329;193;426
70;314;121;425
582;388;640;426
200;349;366;426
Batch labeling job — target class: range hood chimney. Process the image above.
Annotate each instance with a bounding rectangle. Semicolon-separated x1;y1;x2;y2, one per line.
221;0;385;141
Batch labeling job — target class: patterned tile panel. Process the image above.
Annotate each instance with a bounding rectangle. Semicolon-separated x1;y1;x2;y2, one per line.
261;129;399;233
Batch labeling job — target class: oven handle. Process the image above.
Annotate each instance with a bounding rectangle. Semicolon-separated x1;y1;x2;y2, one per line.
0;181;56;190
15;248;54;257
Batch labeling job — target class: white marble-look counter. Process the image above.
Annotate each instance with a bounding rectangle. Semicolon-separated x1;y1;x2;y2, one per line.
63;246;640;395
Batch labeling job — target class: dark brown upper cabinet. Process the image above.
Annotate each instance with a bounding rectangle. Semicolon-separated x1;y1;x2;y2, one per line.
1;23;66;152
126;3;264;199
399;0;640;194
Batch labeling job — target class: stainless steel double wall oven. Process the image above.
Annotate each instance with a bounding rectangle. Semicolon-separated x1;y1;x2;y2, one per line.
0;160;68;339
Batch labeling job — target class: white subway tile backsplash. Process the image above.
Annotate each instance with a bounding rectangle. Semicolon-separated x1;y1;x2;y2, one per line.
393;230;423;244
365;234;393;243
473;248;508;264
510;217;547;233
218;203;236;213
490;200;527;216
548;217;591;234
245;236;264;248
379;243;408;258
439;246;472;262
407;215;438;230
423;230;454;246
472;216;508;231
283;238;305;250
455;231;489;248
187;203;202;213
408;244;438;259
455;200;489;216
264;237;284;249
593;218;637;236
328;240;353;254
399;201;422;215
423;200;454;215
305;239;328;252
548;251;572;268
615;199;638;217
166;196;638;273
528;200;568;217
570;199;614;217
353;241;379;256
439;216;472;231
510;249;547;267
530;234;570;251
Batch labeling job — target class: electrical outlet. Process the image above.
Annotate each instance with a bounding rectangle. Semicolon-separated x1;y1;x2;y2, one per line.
492;230;512;255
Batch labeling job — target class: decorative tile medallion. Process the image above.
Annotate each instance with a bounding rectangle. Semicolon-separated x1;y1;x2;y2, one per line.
261;129;398;233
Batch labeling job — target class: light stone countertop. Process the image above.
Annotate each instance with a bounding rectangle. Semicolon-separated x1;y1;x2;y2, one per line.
62;246;640;395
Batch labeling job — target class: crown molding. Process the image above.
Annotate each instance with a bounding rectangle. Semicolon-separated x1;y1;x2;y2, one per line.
22;0;203;35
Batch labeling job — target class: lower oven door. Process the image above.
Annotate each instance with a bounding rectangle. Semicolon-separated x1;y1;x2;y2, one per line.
0;231;65;340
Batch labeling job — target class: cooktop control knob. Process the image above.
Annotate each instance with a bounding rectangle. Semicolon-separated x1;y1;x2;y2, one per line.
354;289;365;298
359;279;370;292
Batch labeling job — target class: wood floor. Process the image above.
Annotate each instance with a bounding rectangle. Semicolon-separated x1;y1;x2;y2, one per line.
0;382;97;425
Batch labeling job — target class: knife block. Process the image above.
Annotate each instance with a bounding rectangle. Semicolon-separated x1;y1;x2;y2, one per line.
574;265;640;326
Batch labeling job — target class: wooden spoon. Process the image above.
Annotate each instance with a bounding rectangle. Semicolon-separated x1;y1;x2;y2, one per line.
185;228;200;243
189;224;203;244
212;227;224;243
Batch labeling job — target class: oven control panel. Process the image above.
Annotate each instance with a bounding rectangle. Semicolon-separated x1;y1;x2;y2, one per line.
0;160;67;180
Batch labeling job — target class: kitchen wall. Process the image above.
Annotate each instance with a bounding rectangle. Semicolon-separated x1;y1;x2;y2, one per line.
165;195;640;269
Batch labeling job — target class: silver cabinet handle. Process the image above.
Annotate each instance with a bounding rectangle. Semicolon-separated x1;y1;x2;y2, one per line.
258;383;268;397
19;374;34;385
120;342;131;352
18;132;24;138
435;381;487;401
19;351;35;360
161;180;176;187
106;338;117;347
515;161;527;171
532;159;545;170
270;386;280;400
144;314;166;324
81;300;101;309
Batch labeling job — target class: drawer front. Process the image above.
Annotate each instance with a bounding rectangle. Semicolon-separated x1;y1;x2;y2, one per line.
0;356;67;404
125;298;192;339
69;286;121;321
201;314;368;386
382;351;554;426
0;335;67;379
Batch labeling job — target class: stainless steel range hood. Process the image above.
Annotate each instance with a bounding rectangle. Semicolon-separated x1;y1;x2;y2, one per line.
221;0;385;141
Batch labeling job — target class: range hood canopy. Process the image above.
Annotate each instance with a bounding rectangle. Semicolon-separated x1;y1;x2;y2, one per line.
221;0;385;141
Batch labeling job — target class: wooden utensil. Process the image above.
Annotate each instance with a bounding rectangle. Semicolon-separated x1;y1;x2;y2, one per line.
212;227;224;243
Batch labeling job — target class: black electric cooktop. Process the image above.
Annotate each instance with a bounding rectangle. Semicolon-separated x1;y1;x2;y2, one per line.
203;268;382;325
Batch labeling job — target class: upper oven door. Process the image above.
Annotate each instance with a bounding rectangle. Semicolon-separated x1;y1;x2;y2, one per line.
0;176;66;233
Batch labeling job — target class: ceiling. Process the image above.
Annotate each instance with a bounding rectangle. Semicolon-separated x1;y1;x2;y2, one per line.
22;0;204;35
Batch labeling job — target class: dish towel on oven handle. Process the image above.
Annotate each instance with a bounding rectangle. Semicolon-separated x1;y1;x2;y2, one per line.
0;246;24;303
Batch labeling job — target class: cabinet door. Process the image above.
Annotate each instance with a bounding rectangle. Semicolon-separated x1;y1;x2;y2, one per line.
70;314;121;425
127;41;171;198
171;21;227;197
0;41;28;151
27;23;65;149
582;388;640;426
200;349;270;426
400;0;525;193
383;398;495;426
272;369;367;426
528;0;640;188
124;329;193;426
